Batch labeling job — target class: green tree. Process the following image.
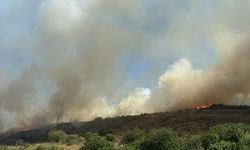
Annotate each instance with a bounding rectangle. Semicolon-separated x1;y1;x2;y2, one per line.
180;135;204;150
139;128;179;150
121;128;144;144
48;129;67;143
81;132;113;150
208;123;249;143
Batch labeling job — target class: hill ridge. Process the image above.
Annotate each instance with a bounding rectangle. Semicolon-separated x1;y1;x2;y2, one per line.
1;104;250;145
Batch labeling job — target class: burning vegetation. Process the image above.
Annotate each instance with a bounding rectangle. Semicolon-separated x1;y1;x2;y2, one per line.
194;104;212;110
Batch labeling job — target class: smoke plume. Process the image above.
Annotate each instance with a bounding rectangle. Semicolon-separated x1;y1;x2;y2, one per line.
0;0;250;131
151;43;250;111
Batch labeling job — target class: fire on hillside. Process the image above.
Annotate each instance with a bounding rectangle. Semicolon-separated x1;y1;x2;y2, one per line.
194;104;212;110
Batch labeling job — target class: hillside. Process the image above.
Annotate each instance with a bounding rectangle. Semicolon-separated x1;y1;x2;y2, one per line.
1;104;250;145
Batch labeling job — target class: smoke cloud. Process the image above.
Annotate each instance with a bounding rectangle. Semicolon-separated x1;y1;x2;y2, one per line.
0;0;250;131
150;43;250;111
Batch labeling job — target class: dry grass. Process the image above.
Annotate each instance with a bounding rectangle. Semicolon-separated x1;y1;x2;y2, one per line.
7;143;81;150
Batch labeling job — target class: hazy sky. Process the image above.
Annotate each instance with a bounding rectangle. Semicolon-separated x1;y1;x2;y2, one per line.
0;0;219;81
0;0;249;131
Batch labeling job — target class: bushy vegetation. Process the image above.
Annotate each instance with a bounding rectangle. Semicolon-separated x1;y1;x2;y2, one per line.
208;123;249;143
121;128;144;144
3;123;250;150
80;132;113;150
180;135;203;150
239;133;250;149
139;128;179;150
48;130;67;143
48;129;83;146
106;134;116;142
79;123;250;150
65;134;84;145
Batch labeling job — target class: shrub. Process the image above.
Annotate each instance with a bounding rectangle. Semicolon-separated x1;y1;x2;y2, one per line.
180;135;204;150
48;129;67;143
208;123;247;142
99;128;113;136
106;134;116;142
121;128;144;144
239;132;250;150
200;133;219;149
209;140;238;150
66;134;80;145
118;140;141;150
81;132;113;150
139;128;180;150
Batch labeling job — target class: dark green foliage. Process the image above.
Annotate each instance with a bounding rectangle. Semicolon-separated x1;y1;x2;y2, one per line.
106;134;116;142
209;140;238;150
139;128;179;150
81;132;113;150
48;129;83;145
121;140;141;150
208;123;247;142
121;128;144;144
65;134;80;145
180;135;204;150
200;133;219;149
48;129;67;143
98;128;113;136
4;123;250;150
239;133;250;150
201;123;250;149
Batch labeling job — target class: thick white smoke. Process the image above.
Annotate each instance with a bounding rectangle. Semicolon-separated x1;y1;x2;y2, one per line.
1;0;250;131
117;88;152;115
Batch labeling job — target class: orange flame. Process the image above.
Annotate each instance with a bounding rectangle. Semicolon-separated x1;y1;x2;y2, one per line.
194;104;211;110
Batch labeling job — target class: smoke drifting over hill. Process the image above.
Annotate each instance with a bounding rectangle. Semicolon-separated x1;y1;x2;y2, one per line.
152;44;250;111
0;0;250;131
